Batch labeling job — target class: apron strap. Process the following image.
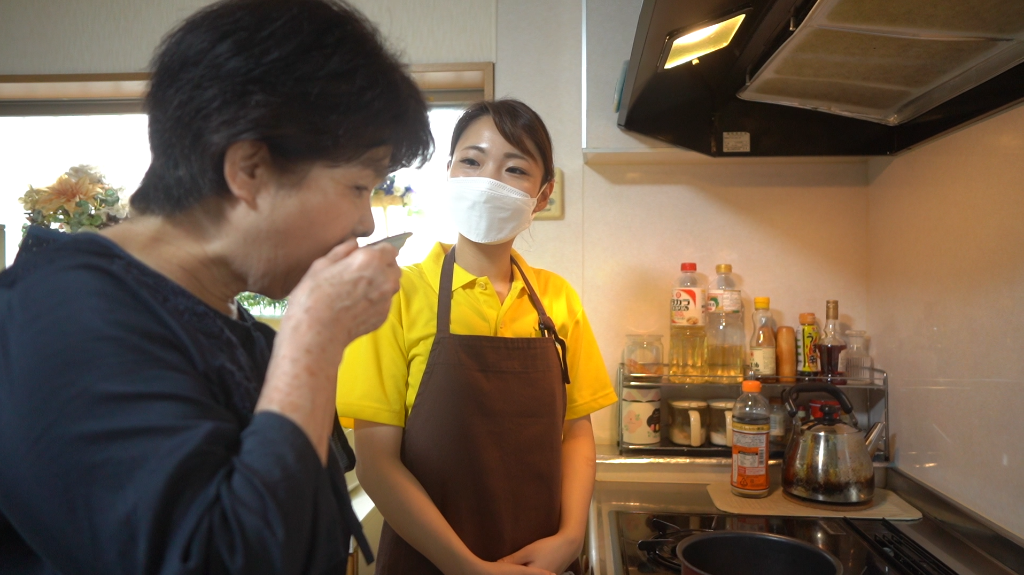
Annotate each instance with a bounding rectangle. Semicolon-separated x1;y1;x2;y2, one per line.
511;256;571;386
437;245;458;336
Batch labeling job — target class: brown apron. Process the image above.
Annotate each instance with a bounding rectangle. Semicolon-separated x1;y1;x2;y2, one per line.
375;246;576;574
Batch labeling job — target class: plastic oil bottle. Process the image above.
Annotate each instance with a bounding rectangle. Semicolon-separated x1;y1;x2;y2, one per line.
706;264;744;383
731;380;770;498
669;262;707;383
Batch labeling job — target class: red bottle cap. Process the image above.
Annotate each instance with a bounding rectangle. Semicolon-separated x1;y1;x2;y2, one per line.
680;262;696;272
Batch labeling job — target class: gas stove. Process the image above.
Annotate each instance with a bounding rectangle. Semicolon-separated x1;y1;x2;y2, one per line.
615;512;961;575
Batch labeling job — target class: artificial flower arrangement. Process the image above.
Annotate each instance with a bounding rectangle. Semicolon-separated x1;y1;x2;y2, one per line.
18;165;129;234
17;165;285;317
370;174;414;208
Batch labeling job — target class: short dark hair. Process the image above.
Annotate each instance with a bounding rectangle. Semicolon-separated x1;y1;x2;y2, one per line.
132;0;433;216
449;99;554;187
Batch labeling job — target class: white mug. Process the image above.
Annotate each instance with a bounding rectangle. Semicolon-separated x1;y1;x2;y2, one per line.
622;387;661;445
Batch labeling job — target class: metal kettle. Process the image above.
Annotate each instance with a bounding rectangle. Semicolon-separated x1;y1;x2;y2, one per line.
781;383;885;504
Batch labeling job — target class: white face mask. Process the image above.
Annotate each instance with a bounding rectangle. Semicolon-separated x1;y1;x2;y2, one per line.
447;177;538;245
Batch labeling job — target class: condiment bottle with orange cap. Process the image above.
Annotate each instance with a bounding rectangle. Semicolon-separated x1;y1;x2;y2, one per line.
731;380;770;498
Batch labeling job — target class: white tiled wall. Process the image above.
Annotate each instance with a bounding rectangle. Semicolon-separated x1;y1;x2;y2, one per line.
867;105;1024;539
580;162;871;444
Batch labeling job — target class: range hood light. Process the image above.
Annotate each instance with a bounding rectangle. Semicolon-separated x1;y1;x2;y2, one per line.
662;14;746;70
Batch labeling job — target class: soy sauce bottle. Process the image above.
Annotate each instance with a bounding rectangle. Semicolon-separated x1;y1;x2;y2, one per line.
731;380;770;498
816;300;847;384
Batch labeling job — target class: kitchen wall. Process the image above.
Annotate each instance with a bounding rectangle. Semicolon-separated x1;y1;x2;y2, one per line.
0;0;494;74
867;106;1024;539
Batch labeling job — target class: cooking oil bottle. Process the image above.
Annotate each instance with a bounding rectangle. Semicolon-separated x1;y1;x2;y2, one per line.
706;264;744;383
669;263;707;382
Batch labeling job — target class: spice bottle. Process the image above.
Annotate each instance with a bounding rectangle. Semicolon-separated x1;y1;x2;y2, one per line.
796;313;821;377
775;326;796;383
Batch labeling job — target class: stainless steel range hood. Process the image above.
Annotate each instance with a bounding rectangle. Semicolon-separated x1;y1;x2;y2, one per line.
617;0;1024;156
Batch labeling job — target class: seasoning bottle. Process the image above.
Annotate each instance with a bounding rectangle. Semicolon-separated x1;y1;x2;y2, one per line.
731;380;770;498
816;300;847;384
796;313;821;377
669;263;707;382
775;326;796;383
748;297;776;380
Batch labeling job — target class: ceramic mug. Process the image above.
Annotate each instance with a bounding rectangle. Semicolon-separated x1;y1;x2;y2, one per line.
621;387;661;445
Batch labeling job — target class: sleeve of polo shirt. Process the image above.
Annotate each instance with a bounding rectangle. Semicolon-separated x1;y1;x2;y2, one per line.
336;290;409;428
562;291;618;421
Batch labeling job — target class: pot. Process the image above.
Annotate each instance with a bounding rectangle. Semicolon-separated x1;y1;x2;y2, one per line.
675;531;843;575
781;383;885;504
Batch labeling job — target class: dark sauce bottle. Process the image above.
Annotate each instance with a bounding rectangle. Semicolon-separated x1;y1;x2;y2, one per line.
816;300;847;384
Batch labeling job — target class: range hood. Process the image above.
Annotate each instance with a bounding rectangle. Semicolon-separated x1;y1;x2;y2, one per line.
617;0;1024;156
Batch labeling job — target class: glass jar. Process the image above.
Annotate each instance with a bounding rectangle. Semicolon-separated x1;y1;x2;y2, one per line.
668;400;708;446
623;334;664;375
708;399;735;446
843;330;874;383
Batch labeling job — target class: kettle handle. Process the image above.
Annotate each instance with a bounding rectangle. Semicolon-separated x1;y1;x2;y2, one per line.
782;383;854;418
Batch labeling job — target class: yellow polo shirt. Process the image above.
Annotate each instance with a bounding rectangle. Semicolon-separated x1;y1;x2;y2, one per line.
337;242;616;427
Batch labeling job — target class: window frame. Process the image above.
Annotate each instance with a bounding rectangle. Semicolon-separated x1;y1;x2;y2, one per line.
0;63;493;116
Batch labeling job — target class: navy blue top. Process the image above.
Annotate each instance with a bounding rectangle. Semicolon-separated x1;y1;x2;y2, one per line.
0;227;366;575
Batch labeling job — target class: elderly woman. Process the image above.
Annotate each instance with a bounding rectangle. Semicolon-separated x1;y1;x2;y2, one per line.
0;1;431;573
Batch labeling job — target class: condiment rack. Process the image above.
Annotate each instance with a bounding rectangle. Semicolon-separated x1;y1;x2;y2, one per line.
615;365;889;461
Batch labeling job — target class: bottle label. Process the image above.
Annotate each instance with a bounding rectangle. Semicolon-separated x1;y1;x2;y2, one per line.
707;289;742;313
838;349;848;373
749;348;776;376
731;421;769;491
671;288;705;326
797;324;820;373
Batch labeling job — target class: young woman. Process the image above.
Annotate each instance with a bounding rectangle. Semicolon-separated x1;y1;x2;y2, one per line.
337;99;617;575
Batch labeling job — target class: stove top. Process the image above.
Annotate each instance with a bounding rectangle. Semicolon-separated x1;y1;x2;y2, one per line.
615;512;959;575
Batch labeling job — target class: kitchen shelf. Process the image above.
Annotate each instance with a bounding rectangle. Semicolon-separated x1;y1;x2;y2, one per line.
616;365;890;461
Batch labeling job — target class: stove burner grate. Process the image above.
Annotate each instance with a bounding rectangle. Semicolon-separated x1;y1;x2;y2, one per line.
848;519;958;575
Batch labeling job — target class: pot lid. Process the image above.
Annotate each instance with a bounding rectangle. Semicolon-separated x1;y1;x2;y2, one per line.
708;399;735;409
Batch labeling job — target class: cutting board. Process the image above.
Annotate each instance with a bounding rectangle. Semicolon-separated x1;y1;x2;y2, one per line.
707;482;922;520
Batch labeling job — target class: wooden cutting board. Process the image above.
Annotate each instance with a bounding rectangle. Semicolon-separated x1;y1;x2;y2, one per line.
707;482;922;520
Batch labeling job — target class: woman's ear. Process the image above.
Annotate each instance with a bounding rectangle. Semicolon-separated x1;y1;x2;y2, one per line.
223;140;272;207
533;179;554;214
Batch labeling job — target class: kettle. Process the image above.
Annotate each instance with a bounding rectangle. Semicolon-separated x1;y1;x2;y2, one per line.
781;383;885;505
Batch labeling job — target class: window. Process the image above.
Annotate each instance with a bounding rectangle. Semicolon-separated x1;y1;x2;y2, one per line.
0;114;150;267
1;67;491;271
